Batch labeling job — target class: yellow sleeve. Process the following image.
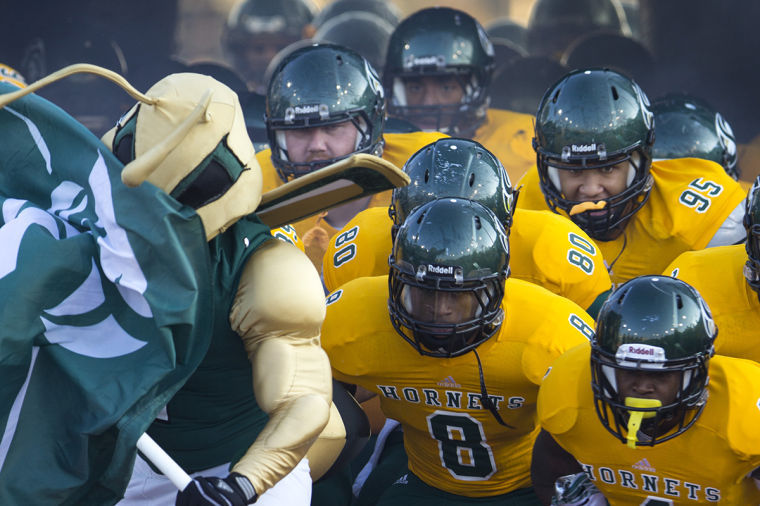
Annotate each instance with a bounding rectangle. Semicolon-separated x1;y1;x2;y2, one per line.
663;245;760;362
255;149;284;193
321;276;397;388
537;344;590;435
474;108;536;184
511;209;612;311
503;279;595;385
382;131;449;169
515;166;551;211
647;158;747;249
718;356;760;458
322;207;393;292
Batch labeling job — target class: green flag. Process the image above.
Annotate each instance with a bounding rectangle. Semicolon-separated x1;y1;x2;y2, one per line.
0;84;213;504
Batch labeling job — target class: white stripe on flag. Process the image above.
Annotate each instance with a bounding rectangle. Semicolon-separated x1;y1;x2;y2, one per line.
42;314;147;359
5;107;52;174
0;347;39;471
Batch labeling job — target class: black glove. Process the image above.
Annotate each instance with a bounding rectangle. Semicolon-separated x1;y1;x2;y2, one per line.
176;472;258;506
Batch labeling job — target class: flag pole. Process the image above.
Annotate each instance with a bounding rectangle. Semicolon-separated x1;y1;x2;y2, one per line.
136;433;192;491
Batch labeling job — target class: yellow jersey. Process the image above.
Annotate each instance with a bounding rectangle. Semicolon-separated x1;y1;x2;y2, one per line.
516;158;747;285
664;244;760;362
255;131;448;272
323;206;611;312
270;224;304;252
322;276;594;497
474;108;536;184
538;345;760;505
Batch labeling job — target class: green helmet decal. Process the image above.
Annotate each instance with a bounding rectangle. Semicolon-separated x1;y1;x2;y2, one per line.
389;138;516;239
591;275;715;447
383;7;494;137
388;198;509;358
534;68;654;241
265;43;386;180
652;93;739;180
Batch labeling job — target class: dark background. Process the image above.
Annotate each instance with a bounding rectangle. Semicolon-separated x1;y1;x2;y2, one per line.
1;0;759;142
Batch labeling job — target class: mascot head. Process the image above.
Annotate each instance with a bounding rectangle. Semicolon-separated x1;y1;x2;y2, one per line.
0;63;262;240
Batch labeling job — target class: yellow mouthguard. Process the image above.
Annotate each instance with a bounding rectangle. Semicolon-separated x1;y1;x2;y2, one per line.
624;397;662;449
569;200;607;216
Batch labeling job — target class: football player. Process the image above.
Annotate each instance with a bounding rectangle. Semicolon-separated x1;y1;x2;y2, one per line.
652;92;741;181
662;176;760;362
525;0;631;60
383;7;536;183
532;275;760;505
323;138;612;317
222;0;317;93
321;197;596;504
516;68;747;285
257;43;446;273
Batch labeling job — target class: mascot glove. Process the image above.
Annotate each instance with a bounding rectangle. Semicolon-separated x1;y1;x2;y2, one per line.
176;472;257;506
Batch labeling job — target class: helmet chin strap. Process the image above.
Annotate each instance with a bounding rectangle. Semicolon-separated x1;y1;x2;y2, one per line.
624;397;661;449
473;348;514;429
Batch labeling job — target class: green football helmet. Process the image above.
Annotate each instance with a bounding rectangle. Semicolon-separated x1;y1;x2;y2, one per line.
312;11;395;72
485;18;528;52
265;43;386;181
652;93;740;180
389;138;516;240
591;275;716;447
534;68;655;241
383;7;495;137
389;197;510;358
743;177;760;293
311;0;401;29
222;0;317;90
526;0;630;59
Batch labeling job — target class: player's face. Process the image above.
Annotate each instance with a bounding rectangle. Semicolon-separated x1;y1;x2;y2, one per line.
556;161;629;202
615;369;682;407
234;34;295;87
403;76;465;107
282;121;359;168
402;285;480;328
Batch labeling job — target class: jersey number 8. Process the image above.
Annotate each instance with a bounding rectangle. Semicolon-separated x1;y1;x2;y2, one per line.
426;410;497;481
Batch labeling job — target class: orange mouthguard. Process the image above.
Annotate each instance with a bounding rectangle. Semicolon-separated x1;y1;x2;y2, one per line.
569;200;607;216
